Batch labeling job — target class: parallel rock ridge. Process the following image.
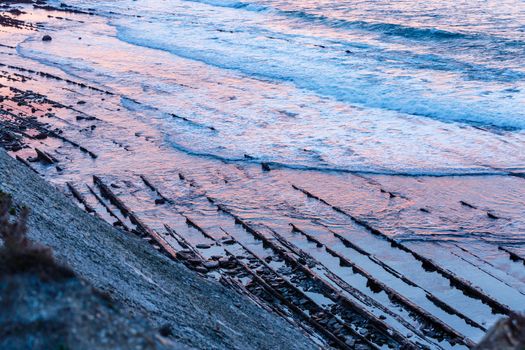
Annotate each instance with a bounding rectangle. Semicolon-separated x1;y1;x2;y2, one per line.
0;149;315;350
1;1;525;349
0;193;177;349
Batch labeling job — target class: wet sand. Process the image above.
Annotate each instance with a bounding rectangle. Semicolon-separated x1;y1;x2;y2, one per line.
1;2;525;349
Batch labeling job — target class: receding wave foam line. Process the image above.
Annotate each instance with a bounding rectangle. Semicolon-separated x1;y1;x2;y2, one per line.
48;1;525;130
118;94;524;178
165;139;517;178
203;5;525;84
113;26;525;130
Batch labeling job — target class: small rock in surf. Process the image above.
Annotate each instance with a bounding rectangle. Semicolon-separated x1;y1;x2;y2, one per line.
261;162;271;171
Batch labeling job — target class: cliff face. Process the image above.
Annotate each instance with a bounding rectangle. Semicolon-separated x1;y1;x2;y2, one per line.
474;314;525;350
0;274;182;350
0;149;315;350
0;191;178;350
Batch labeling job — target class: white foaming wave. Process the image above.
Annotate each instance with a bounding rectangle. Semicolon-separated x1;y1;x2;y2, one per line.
113;18;525;130
19;0;525;175
181;0;268;12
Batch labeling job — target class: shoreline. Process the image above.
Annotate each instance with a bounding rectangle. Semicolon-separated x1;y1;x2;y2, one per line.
0;147;315;350
1;1;525;349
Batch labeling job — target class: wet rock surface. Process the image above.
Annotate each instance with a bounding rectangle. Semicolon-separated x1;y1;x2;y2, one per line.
0;149;316;350
0;274;183;350
474;313;525;350
1;1;524;349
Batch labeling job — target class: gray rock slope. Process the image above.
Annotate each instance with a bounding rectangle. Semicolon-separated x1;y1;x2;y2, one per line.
0;149;316;350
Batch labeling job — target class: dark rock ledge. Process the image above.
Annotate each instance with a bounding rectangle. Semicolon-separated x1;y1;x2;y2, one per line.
0;148;315;350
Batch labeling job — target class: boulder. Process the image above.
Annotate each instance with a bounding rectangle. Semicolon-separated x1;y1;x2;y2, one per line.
475;313;525;350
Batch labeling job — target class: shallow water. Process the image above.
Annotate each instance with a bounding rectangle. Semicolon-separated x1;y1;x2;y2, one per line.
22;0;525;174
1;2;525;348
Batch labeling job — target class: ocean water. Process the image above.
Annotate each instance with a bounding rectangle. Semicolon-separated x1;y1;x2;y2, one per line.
4;4;525;342
25;0;525;174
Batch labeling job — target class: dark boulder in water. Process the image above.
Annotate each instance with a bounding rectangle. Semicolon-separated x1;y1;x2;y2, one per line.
261;162;271;171
474;313;525;350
